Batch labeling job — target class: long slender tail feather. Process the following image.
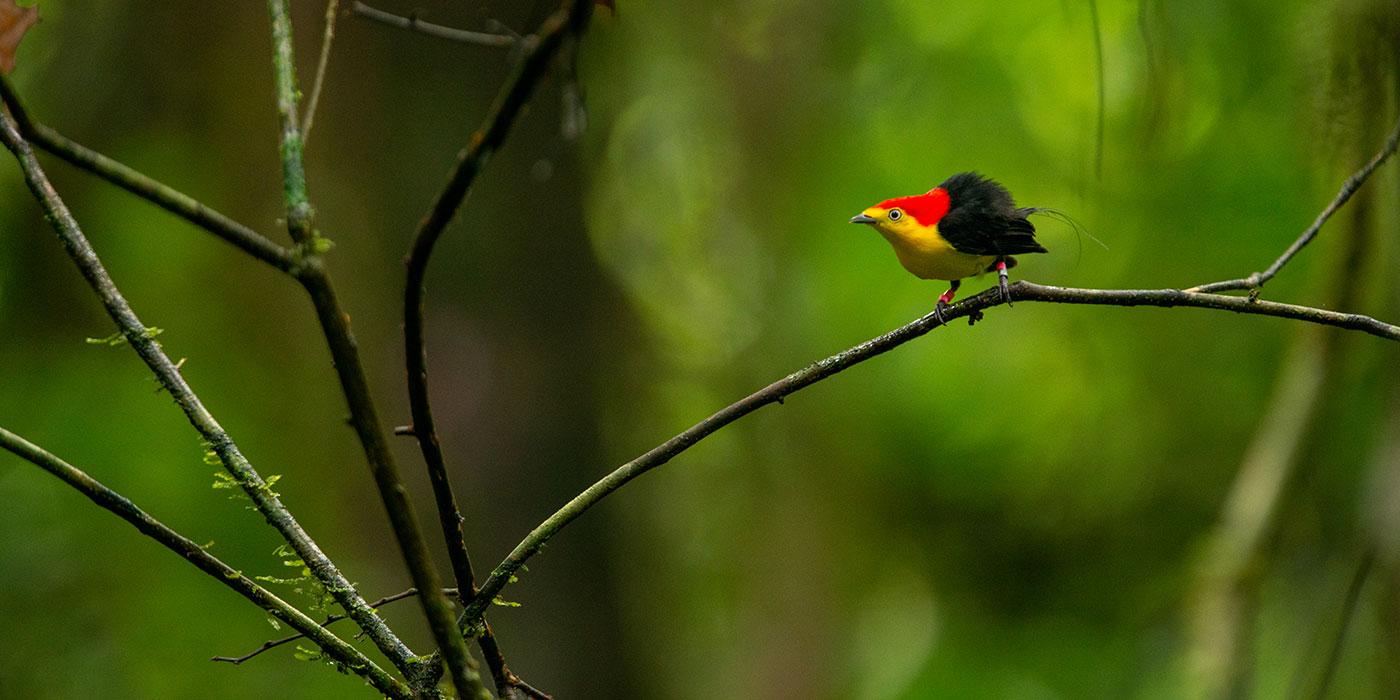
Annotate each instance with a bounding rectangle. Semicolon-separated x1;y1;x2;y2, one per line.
1025;207;1108;251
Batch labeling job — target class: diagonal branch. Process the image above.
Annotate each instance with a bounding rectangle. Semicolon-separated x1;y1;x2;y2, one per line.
0;427;411;700
456;281;1400;625
352;2;516;47
0;77;296;273
0;107;417;679
1189;113;1400;294
264;2;479;695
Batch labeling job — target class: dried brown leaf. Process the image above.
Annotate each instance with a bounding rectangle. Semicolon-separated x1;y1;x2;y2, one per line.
0;0;38;75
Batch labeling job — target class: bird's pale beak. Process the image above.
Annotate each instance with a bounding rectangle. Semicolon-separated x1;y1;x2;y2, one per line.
849;213;877;225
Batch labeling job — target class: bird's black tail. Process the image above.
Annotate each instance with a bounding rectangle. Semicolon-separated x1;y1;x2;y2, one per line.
1002;209;1048;254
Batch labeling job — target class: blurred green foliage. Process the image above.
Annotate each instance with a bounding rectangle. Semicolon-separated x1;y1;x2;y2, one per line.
1;1;1398;698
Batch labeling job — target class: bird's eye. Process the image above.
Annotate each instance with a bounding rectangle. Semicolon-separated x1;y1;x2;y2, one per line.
888;209;903;222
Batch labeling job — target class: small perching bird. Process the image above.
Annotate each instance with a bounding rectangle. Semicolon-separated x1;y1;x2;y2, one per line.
851;172;1048;321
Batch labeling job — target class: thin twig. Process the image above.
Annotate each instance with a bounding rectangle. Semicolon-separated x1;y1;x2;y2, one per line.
0;429;410;699
1189;113;1400;294
1302;549;1377;700
264;1;478;694
457;280;1400;624
352;2;516;47
0;76;296;273
300;0;341;143
1087;0;1105;179
213;586;459;665
0;105;417;675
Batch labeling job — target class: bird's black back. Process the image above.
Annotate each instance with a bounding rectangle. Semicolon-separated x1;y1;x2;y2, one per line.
937;172;1048;257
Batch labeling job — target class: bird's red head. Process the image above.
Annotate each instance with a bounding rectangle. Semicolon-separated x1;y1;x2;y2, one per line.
873;187;951;226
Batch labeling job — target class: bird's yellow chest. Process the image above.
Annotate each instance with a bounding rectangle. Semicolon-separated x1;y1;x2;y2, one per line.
878;224;993;281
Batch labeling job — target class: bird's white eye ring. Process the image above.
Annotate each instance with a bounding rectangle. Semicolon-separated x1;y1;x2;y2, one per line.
888;209;903;222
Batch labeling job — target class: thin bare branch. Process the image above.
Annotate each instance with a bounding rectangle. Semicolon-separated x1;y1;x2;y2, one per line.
0;76;296;273
214;586;458;666
1303;549;1376;700
1189;112;1400;294
300;0;341;143
398;3;593;693
0;428;411;699
0;101;417;679
458;280;1400;625
264;1;478;694
404;0;591;598
1087;0;1105;179
352;2;515;47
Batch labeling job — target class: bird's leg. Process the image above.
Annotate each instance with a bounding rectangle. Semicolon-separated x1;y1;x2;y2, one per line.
995;259;1012;306
934;280;960;324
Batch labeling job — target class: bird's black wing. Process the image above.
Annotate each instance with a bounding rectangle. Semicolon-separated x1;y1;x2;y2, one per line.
936;173;1048;256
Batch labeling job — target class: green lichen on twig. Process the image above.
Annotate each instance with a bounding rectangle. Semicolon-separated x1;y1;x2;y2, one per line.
85;326;162;347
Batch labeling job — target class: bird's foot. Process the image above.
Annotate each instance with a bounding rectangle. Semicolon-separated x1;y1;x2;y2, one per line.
996;260;1012;306
934;282;960;325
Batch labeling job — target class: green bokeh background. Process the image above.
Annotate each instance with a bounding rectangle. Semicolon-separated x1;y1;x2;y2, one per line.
2;1;1398;697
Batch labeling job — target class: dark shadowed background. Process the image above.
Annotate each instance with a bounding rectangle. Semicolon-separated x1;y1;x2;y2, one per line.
2;1;1398;697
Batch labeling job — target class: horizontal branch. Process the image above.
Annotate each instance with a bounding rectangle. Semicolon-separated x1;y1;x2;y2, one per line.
1190;112;1400;294
352;2;516;47
0;427;410;700
0;77;296;273
458;280;1400;623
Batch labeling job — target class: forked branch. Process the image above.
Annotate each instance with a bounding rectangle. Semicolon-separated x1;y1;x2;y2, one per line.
1189;113;1400;294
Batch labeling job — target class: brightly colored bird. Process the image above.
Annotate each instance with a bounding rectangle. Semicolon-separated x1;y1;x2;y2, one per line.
850;172;1048;322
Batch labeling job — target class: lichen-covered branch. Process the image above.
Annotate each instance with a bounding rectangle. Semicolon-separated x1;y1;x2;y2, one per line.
263;2;478;695
0;427;411;700
0;106;416;680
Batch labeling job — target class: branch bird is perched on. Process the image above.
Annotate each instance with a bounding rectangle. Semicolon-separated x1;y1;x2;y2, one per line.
851;172;1048;321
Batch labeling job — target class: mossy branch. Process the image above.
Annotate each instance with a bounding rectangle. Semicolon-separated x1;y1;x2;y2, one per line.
0;428;412;700
264;1;479;695
0;101;417;683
